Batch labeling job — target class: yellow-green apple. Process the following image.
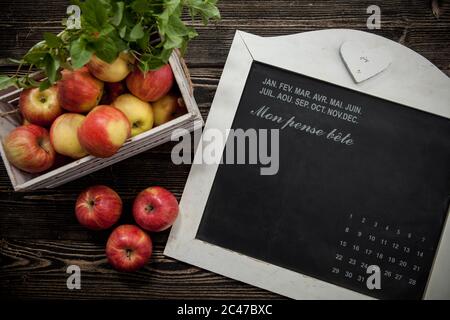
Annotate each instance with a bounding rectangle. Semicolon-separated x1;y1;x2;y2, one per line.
50;113;88;159
87;53;132;82
112;94;154;137
100;81;127;105
132;186;179;232
77;105;131;158
58;67;104;113
126;64;174;102
152;94;187;126
75;185;122;230
19;85;62;127
106;224;152;272
3;124;55;173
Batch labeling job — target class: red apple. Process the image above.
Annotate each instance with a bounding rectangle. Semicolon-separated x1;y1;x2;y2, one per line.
77;105;131;158
126;64;174;102
58;67;104;113
75;185;122;230
100;81;126;105
106;224;152;272
133;186;179;232
19;85;62;127
3;124;55;173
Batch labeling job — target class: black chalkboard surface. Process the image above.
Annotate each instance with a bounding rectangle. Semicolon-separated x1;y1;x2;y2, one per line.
196;61;450;299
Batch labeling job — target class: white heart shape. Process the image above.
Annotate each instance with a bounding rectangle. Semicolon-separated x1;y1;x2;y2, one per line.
340;41;392;83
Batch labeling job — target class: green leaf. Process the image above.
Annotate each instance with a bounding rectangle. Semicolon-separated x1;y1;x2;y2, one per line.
79;0;109;30
70;37;93;69
186;0;221;24
92;37;119;63
43;32;62;48
129;22;145;41
99;24;115;37
163;33;183;50
23;48;47;65
39;79;52;91
130;0;156;14
111;2;124;26
43;54;60;84
136;30;150;51
0;75;17;90
119;25;127;38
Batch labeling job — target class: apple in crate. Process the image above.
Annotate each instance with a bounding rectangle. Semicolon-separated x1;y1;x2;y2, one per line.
153;94;187;126
126;64;174;102
19;85;62;127
58;67;104;113
75;185;122;230
50;113;88;159
77;105;130;158
112;94;154;137
106;225;152;272
88;54;132;83
133;186;179;232
100;81;126;105
3;124;55;173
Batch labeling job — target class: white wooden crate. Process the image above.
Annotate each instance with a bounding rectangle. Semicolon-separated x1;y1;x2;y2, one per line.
0;52;203;191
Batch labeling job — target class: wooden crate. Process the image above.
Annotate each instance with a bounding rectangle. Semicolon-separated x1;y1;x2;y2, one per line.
0;52;203;191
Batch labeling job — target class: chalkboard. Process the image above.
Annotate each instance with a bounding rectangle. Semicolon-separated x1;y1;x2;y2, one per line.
196;61;450;300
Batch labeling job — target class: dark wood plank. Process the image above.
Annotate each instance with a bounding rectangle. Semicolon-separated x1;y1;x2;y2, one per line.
0;1;449;73
0;239;279;299
0;0;449;300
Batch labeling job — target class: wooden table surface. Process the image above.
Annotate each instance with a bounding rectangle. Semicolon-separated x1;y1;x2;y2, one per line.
0;0;448;300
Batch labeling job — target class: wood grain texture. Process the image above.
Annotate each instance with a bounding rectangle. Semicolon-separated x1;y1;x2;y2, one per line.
0;0;449;300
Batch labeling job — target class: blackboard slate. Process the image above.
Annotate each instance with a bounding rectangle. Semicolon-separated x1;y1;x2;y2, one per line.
196;61;450;299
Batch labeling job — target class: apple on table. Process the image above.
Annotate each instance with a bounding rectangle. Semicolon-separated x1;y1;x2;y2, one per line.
133;186;180;232
106;224;152;272
75;185;122;230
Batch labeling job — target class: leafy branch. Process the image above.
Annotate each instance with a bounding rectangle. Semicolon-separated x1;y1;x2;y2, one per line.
0;0;220;91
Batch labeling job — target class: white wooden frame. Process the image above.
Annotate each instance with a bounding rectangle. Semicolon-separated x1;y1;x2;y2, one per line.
0;52;203;191
164;30;450;299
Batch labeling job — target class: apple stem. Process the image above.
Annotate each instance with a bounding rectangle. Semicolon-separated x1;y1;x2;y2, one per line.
126;249;132;260
145;205;154;213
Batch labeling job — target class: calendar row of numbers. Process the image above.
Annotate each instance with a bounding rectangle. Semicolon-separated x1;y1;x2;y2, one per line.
346;215;428;241
335;252;423;272
339;240;425;259
330;266;418;286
